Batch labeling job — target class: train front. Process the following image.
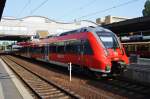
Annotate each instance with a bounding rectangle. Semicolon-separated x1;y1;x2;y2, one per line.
94;27;129;75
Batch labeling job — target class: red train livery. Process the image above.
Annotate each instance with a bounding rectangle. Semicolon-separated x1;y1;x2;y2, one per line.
16;26;129;76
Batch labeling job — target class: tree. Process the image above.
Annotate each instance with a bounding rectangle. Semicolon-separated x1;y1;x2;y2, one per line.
143;0;150;16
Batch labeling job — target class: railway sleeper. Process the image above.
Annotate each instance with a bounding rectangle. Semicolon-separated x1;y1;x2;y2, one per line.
40;91;64;96
34;87;57;91
41;95;70;99
38;91;63;96
39;92;65;98
29;84;50;87
48;93;66;98
37;90;61;94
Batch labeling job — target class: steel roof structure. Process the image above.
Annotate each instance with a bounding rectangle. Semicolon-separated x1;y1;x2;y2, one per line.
102;16;150;36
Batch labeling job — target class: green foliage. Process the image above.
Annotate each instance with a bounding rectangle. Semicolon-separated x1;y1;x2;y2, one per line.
143;0;150;16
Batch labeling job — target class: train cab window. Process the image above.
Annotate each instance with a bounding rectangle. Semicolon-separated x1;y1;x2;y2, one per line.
97;31;119;49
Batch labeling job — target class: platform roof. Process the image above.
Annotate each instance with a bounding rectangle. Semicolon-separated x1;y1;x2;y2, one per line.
102;16;150;36
0;35;30;41
0;0;6;20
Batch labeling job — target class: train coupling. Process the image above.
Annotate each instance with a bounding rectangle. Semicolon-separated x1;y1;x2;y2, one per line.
118;61;128;71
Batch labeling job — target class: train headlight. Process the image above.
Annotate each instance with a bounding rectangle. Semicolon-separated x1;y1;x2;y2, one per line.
105;65;111;71
121;48;124;55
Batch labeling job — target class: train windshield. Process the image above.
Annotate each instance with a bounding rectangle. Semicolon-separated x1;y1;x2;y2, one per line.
96;31;120;49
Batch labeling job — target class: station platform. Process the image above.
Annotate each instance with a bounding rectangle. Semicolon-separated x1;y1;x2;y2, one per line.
0;59;33;99
123;58;150;85
138;58;150;65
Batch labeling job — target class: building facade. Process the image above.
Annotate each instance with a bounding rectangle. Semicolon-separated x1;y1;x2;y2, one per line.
96;15;128;25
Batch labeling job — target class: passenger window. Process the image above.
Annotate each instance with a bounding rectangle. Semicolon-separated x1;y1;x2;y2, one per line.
65;40;81;54
83;40;93;55
49;43;57;53
57;46;65;53
41;47;45;53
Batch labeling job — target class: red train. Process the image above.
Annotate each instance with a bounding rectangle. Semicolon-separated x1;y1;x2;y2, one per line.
15;26;129;77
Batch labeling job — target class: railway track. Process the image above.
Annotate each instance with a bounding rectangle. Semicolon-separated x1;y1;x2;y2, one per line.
1;55;150;99
101;77;150;98
1;55;81;99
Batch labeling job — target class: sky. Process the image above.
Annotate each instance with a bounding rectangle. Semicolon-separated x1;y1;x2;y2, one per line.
2;0;147;22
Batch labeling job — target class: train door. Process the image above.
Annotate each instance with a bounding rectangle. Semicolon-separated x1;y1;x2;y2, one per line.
80;40;93;68
80;40;85;67
27;47;30;57
45;44;49;61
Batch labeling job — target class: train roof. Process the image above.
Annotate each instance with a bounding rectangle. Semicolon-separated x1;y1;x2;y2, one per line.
16;26;114;47
59;26;112;36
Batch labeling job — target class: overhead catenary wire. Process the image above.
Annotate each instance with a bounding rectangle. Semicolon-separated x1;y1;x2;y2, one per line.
74;0;97;11
75;0;141;20
30;0;49;15
61;0;97;17
18;0;31;17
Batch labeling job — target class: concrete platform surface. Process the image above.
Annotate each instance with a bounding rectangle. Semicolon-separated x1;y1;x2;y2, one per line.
0;59;33;99
138;58;150;65
123;60;150;84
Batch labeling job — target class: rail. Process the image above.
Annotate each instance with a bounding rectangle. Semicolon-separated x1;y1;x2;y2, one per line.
1;55;81;99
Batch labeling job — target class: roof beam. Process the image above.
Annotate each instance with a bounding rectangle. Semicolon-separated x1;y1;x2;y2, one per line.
0;0;6;20
102;16;150;34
